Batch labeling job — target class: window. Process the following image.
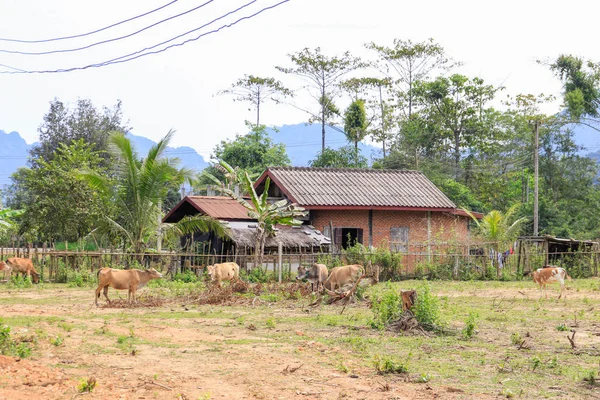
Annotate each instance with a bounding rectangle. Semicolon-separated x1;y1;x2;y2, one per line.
390;227;409;252
333;228;363;249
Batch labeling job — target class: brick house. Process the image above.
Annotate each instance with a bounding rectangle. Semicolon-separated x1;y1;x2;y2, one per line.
254;167;480;252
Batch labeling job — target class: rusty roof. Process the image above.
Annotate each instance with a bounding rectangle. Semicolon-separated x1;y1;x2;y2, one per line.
256;167;456;209
163;196;253;223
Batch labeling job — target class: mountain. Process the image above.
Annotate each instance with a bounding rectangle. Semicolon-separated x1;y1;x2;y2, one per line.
0;130;33;186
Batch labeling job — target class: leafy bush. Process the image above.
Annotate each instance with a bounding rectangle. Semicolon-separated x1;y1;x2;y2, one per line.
9;274;33;289
369;282;401;330
66;271;96;288
412;282;442;330
242;267;271;283
0;321;32;358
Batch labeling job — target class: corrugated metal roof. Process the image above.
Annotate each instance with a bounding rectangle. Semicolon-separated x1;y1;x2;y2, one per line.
223;221;331;248
187;196;254;220
263;167;456;209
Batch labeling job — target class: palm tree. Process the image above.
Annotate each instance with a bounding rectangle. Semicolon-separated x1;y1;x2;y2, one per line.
204;161;306;269
464;205;526;277
82;131;228;259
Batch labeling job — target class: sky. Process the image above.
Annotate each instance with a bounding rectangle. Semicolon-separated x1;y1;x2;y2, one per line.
0;0;597;160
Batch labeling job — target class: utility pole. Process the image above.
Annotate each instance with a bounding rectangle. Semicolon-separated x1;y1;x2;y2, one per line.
533;121;539;236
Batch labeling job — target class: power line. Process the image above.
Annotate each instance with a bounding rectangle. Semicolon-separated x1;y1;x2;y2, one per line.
0;0;216;56
0;0;180;44
0;0;290;74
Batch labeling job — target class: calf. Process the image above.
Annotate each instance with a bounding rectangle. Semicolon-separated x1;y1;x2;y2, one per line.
5;257;39;283
296;263;328;293
324;264;364;292
530;266;572;299
206;262;240;288
95;267;162;306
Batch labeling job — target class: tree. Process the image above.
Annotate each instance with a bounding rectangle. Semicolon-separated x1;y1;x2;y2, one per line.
309;146;368;168
549;55;600;120
276;47;362;152
201;123;290;184
217;75;293;127
343;99;368;152
8;140;108;243
413;74;501;178
0;208;23;230
465;205;526;277
30;98;127;167
366;38;457;118
81;131;227;257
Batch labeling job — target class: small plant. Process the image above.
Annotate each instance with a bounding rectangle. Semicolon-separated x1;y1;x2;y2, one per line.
16;342;32;358
173;271;198;283
502;388;515;398
369;282;401;330
530;356;542;371
337;362;349;373
415;373;431;383
583;369;597;385
510;332;522;346
265;318;276;329
373;354;410;374
462;312;478;339
556;323;569;332
51;335;64;347
77;377;97;393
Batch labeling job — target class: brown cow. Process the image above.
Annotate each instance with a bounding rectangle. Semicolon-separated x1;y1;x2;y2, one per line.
296;263;328;293
5;258;40;283
529;266;572;299
323;264;364;291
95;267;162;306
401;290;417;311
206;262;240;288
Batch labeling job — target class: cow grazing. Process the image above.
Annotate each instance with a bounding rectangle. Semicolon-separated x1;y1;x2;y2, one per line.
296;263;328;293
324;264;364;292
95;267;162;306
401;290;417;311
529;266;572;299
206;262;240;288
5;258;40;283
0;261;12;281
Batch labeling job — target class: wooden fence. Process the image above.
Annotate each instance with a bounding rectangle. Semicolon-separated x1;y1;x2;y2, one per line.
1;242;598;283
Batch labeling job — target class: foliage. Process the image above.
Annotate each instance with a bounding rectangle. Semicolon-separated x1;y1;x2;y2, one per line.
30;98;127;168
9;140;108;242
373;354;409;374
173;271;199;283
369;282;402;330
308;145;368;168
462;312;478;339
0;321;32;358
343;99;368;151
0;208;23;231
77;377;97;393
201;123;290;184
549;55;600;120
412;282;442;330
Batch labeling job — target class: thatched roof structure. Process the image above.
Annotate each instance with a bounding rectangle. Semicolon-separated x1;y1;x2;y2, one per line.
223;221;331;250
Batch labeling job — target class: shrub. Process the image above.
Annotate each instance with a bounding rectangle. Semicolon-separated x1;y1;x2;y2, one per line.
0;321;32;358
370;283;401;330
173;271;198;283
412;282;442;330
462;312;478;339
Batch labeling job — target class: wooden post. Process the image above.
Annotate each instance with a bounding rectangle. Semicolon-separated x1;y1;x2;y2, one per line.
278;242;283;283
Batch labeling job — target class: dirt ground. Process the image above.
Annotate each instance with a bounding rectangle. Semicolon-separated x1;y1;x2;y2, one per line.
0;285;501;400
1;281;600;399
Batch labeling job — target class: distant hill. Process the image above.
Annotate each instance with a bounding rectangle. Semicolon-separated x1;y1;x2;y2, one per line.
0;124;382;188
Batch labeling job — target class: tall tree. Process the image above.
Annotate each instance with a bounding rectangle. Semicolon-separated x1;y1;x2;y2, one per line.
217;75;293;126
31;98;127;167
365;38;457;118
276;47;362;152
413;74;501;178
308;146;368;168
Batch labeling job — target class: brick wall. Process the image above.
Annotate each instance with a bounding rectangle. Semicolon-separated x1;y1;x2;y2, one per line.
311;209;469;250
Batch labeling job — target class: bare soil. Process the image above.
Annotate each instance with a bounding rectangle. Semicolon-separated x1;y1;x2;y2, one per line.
0;285;498;400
